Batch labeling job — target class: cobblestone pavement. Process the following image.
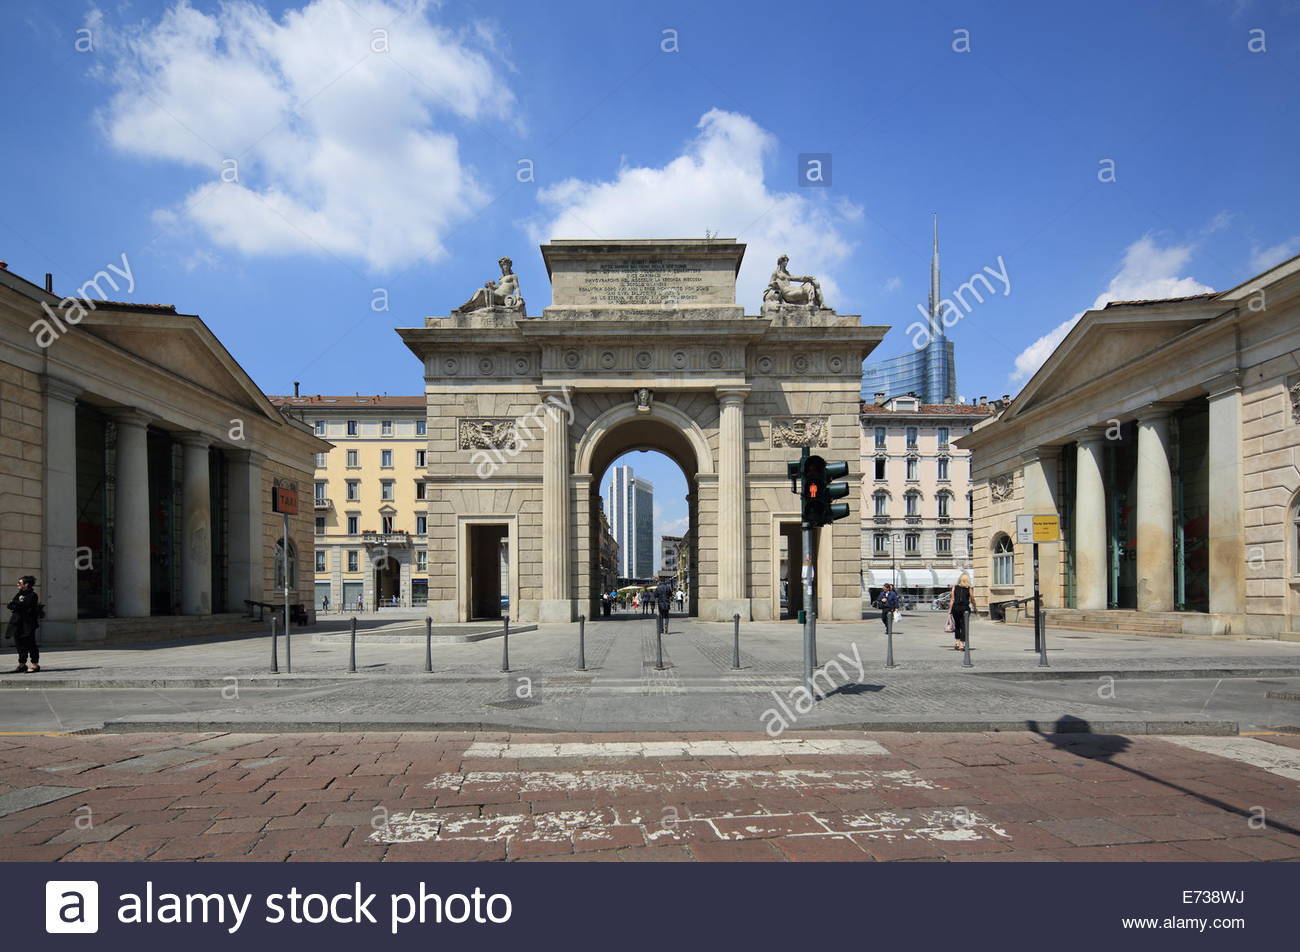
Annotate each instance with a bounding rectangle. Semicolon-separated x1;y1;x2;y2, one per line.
0;729;1297;862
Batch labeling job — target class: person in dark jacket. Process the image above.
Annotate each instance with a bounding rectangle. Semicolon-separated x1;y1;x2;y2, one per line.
654;578;674;635
6;575;41;673
876;583;900;633
949;573;976;651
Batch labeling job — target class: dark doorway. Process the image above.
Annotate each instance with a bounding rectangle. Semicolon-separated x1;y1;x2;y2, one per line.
469;524;507;619
781;521;803;619
374;556;400;608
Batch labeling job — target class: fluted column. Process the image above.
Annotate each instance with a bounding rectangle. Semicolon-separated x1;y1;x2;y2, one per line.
1206;373;1245;617
180;433;213;614
1135;406;1175;612
717;386;750;619
539;389;572;622
1074;429;1108;611
110;409;152;617
42;377;81;637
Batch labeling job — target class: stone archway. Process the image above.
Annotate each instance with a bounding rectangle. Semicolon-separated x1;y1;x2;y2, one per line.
576;402;712;619
399;238;884;624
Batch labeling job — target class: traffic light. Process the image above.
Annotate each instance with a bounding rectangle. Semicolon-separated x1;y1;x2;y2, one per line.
801;455;851;527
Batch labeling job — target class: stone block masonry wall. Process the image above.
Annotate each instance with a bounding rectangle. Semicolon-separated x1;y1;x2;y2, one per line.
970;463;1027;614
0;359;43;586
1242;353;1300;635
260;458;317;623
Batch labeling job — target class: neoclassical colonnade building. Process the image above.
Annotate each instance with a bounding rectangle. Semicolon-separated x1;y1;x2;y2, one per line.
399;240;884;623
0;263;325;643
960;253;1300;639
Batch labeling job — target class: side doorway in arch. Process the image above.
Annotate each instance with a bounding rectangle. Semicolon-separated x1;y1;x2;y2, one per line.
468;524;508;620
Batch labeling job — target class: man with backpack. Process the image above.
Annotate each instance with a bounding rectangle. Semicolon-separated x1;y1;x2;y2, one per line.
654;577;674;635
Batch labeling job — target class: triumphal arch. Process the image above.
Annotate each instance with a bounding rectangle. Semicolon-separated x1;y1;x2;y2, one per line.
398;239;885;623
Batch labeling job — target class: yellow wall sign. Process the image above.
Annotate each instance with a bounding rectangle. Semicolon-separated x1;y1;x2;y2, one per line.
1016;514;1059;544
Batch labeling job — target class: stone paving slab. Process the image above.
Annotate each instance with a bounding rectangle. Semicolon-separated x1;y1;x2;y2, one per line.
0;729;1296;862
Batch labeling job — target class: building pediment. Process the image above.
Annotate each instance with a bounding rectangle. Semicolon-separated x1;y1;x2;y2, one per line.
78;310;281;420
1007;303;1225;419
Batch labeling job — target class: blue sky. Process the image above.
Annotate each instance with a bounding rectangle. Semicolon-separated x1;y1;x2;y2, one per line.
4;0;1299;557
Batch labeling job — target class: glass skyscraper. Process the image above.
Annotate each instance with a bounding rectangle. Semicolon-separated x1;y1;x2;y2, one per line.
608;465;655;579
861;216;958;404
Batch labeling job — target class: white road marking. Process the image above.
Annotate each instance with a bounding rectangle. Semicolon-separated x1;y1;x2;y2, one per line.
428;767;936;794
1159;736;1300;782
371;805;1007;846
462;739;890;759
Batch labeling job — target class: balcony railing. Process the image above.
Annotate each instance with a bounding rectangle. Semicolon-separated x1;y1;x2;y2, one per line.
362;531;410;546
872;515;891;524
314;497;333;510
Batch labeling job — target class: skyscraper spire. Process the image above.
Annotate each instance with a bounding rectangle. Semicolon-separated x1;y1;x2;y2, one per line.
929;213;942;336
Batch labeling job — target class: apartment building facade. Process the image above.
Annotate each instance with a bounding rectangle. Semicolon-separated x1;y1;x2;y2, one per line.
271;394;431;611
860;394;994;602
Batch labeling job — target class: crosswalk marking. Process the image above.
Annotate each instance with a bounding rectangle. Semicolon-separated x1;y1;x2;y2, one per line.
463;739;890;758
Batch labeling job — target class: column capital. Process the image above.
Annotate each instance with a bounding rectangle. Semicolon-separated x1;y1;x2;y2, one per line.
42;375;81;403
178;431;213;450
716;385;751;404
108;407;152;428
226;448;266;466
1070;426;1109;447
1019;446;1049;465
1135;401;1179;423
1204;371;1242;400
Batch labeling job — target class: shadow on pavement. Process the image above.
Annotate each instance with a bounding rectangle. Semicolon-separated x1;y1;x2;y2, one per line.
1027;715;1300;838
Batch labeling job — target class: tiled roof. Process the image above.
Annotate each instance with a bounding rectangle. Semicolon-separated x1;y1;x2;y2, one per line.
1102;292;1218;308
860;402;997;415
268;394;425;408
73;299;179;313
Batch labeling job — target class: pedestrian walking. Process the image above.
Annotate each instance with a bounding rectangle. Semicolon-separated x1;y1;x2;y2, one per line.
875;582;900;632
322;593;330;613
675;588;685;611
654;577;673;635
631;593;640;614
6;575;42;673
601;591;612;618
948;573;976;651
356;593;363;613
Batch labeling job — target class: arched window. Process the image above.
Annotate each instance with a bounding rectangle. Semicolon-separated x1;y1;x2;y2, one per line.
1292;492;1300;579
873;490;890;516
274;539;298;590
992;534;1014;586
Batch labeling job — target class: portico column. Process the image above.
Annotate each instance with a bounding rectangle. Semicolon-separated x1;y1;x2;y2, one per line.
717;386;750;619
1019;446;1061;609
180;433;213;614
539;388;572;622
1135;406;1175;612
226;450;264;608
1206;373;1246;617
110;409;152;617
42;377;81;637
1074;429;1108;611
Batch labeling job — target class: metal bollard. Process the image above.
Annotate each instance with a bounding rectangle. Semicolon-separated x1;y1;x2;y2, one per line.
655;620;665;671
425;616;433;673
961;606;973;668
501;615;510;672
885;609;896;668
1038;609;1050;667
577;615;587;671
349;616;357;673
285;614;292;673
270;616;278;674
731;613;741;669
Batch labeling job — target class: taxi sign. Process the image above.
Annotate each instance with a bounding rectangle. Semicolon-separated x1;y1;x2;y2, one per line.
1016;514;1059;544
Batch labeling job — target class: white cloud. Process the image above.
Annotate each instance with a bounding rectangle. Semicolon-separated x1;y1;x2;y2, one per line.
883;276;902;292
91;0;515;271
1010;235;1214;384
1249;236;1300;275
530;109;859;309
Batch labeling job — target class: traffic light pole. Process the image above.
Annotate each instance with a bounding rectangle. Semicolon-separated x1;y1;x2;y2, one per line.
802;518;817;700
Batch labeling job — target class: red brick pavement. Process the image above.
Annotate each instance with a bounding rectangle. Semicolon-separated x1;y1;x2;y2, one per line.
0;730;1296;862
